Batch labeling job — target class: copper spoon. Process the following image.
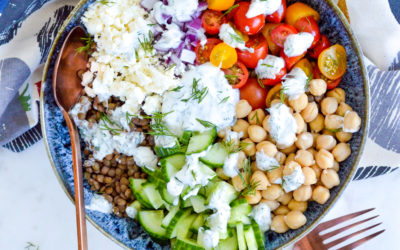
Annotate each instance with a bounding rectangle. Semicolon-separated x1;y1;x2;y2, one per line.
52;26;88;250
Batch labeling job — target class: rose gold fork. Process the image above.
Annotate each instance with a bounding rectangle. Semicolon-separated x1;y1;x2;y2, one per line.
294;208;384;250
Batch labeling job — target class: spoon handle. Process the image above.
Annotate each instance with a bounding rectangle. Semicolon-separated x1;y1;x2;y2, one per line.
63;110;88;250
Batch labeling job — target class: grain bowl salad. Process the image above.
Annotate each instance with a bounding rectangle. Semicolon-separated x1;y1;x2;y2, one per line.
71;0;362;248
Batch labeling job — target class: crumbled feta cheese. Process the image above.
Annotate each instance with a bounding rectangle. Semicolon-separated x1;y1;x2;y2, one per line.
142;95;162;115
86;194;113;214
219;24;254;52
223;152;239;177
198;228;219;250
256;150;280;171
284;32;314;57
250;203;272;232
268;103;298;148
283;165;305;192
133;146;158;171
255;55;285;80
282;67;309;100
246;0;281;18
154;24;183;51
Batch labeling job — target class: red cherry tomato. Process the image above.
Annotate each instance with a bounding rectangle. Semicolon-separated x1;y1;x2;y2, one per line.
237;35;268;68
195;38;222;65
309;34;331;59
270;24;298;48
222;61;249;88
280;50;305;70
239;78;268;109
266;0;287;23
233;2;265;35
201;10;227;35
261;67;287;86
313;64;342;89
293;16;320;48
261;23;281;55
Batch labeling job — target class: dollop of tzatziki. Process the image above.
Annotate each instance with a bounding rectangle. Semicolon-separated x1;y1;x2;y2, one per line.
246;0;281;18
219;24;254;52
255;55;285;80
268;103;298;149
282;67;309;100
284;32;314;57
283;165;305;192
256;150;280;171
250;202;272;232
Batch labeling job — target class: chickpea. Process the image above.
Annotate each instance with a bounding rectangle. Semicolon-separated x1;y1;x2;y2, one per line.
316;134;337;151
233;119;249;139
271;99;282;106
332;143;351;162
324;114;344;130
267;167;283;184
295;150;314;167
262;115;271;132
275;205;290;215
289;93;308;112
293;113;306;134
284;211;307;229
277;192;293;205
332;161;340;172
295;132;314;149
312;186;330;204
237;151;247;169
261;199;280;211
271;215;289;233
323;129;335;137
262;184;283;200
316;149;334;169
321;169;340;189
283;161;301;176
285;153;296;165
236;100;252;118
217;127;231;138
288;200;308;212
336;102;353;116
310;164;321;179
293;185;312;201
301;102;318;122
248;125;267;142
309;79;327;96
232;174;247;191
307;148;318;159
309;114;324;133
245;190;262;204
248;109;266;125
280;144;297;154
302;166;317;185
242;138;256;156
343;111;361;133
321;97;339;115
275;151;286;165
251;171;270;190
327;88;345;103
216;168;229;180
256;141;277;157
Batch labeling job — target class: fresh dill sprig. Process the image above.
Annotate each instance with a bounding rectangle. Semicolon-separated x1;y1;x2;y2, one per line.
229;32;244;43
182;78;208;103
98;0;114;5
251;111;260;124
268;165;280;172
196;118;216;128
238;158;260;196
225;74;239;80
138;30;154;54
324;127;342;133
171;86;183;92
262;63;273;68
223;139;251;155
221;4;239;18
280;87;288;103
281;179;285;190
25;242;39;250
147;23;156;27
75;35;93;54
147;111;175;137
257;76;265;89
135;50;139;61
219;96;230;104
167;64;176;71
305;74;313;89
100;113;124;135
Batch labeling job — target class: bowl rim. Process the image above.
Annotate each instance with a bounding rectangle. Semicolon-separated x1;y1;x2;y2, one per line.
39;0;369;249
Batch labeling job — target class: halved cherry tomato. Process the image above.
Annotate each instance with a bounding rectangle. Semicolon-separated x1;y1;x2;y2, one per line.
285;2;320;26
240;78;268;109
318;44;347;80
309;34;331;59
237;35;268;68
261;23;281;55
266;0;287;23
293;58;313;78
265;83;282;107
210;42;238;69
195;38;222;65
270;24;298;48
207;0;235;11
261;67;286;86
233;2;265;35
294;16;320;48
222;61;249;88
313;64;342;89
201;10;227;35
280;50;305;70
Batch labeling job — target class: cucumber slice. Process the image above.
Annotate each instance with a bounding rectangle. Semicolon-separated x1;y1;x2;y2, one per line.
198;162;217;180
190;195;207;213
166;209;191;238
176;214;197;239
158;184;177;205
162;207;179;229
174;238;205;250
129;178;152;208
228;199;252;227
179;131;192;146
186;128;217;155
154;145;184;157
215;228;238;250
236;224;247;250
181;197;192;208
199;143;228;168
142;182;164;209
190;213;206;234
207;181;238;206
160;154;186;181
244;225;258;250
132;200;142;211
137;210;168;241
251;219;265;250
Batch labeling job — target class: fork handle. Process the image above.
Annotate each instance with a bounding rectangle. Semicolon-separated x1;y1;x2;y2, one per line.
293;237;314;250
63;110;88;250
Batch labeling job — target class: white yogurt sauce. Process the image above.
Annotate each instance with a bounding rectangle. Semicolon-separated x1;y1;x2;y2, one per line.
166;177;185;197
86;194;113;214
250;202;272;232
133;146;158;171
151;0;199;23
282;67;309;100
125;204;138;219
284;32;314;57
256;150;280;171
154;135;178;148
198;228;219;250
223;152;239;178
246;0;281;18
219;24;254;52
154;24;183;51
255;55;285;80
142;95;162;115
268;103;298;149
283;165;305;192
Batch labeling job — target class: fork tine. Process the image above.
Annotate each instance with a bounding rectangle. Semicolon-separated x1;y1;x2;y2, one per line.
319;215;379;241
324;223;382;249
315;208;375;232
336;229;385;250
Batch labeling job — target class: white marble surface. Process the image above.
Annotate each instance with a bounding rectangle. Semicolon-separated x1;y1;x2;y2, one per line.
0;141;399;250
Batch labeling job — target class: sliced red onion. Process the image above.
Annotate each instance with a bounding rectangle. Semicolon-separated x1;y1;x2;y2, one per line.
180;49;196;64
141;0;158;10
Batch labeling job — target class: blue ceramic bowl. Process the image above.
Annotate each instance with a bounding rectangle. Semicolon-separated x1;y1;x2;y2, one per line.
40;0;369;249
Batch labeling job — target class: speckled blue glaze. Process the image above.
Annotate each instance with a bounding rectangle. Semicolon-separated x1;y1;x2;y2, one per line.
41;0;368;249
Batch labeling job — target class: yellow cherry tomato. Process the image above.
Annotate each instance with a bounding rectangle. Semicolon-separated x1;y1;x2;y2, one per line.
285;2;320;26
265;83;282;107
207;0;235;11
294;58;314;79
210;43;238;69
318;44;347;80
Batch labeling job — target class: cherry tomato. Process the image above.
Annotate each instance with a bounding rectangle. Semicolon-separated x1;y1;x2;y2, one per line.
294;16;320;48
313;64;342;89
207;0;235;11
270;24;298;48
261;23;281;55
237;35;268;68
285;2;320;26
293;58;313;78
201;10;227;35
233;2;265;35
195;38;222;65
280;50;305;70
210;42;238;69
261;67;286;86
266;0;286;23
318;44;347;80
222;61;249;88
240;78;268;109
265;83;282;107
309;34;331;59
